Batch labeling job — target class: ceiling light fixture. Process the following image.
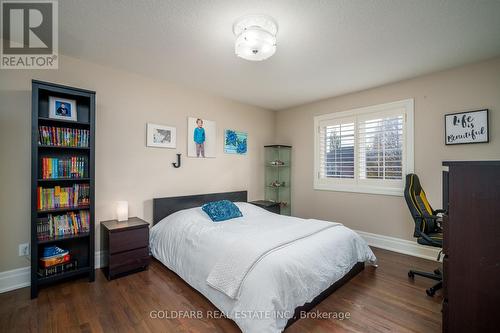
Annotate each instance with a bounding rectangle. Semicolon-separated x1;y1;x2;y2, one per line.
233;14;278;61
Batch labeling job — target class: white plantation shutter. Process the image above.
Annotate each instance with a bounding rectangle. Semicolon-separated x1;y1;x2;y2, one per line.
318;120;355;179
314;99;413;196
358;113;404;181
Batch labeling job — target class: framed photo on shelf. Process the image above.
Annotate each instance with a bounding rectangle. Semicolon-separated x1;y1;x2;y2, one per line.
445;109;489;145
48;96;77;121
147;123;177;148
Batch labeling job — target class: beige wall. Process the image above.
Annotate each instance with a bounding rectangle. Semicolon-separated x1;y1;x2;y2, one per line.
1;55;499;273
0;55;275;271
276;57;500;240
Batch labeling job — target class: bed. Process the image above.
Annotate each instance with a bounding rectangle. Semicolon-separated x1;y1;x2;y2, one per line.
150;191;376;333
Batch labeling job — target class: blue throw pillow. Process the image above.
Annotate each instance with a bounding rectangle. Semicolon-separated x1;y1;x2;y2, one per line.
202;200;243;222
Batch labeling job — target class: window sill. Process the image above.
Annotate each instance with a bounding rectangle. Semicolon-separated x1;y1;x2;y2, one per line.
313;183;403;196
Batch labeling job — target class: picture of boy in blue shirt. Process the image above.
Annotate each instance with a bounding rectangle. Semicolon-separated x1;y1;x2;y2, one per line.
194;118;206;158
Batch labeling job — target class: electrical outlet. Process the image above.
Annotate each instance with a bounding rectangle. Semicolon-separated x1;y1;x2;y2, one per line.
19;243;30;256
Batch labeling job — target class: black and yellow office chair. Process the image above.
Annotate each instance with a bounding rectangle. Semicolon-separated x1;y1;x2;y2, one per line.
404;174;446;296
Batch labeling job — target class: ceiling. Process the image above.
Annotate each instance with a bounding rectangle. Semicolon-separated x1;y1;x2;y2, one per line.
59;0;500;110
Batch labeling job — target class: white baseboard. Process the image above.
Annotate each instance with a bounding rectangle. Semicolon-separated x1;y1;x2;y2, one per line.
355;230;440;261
95;250;105;269
0;251;103;294
0;266;30;293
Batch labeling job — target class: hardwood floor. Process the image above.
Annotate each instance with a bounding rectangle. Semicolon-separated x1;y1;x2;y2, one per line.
0;248;442;332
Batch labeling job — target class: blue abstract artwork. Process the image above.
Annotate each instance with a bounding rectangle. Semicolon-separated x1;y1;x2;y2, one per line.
224;129;248;155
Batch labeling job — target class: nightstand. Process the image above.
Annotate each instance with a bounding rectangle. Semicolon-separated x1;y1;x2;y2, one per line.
100;217;150;280
249;200;281;214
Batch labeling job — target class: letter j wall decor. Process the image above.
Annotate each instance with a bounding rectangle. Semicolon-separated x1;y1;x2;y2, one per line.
445;109;489;145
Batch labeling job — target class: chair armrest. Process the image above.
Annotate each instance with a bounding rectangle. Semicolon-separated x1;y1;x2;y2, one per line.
422;214;443;230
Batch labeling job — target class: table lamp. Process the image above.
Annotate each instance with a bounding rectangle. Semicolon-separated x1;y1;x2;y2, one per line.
116;201;128;222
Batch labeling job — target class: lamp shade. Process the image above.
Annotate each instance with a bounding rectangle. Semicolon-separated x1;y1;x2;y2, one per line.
116;201;128;222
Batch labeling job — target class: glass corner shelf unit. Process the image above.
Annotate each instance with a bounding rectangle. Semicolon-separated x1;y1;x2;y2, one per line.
264;145;292;215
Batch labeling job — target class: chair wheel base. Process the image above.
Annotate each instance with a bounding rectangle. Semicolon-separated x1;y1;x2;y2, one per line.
408;269;442;296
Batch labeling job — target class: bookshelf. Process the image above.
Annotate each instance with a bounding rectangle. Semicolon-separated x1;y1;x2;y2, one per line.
31;80;96;298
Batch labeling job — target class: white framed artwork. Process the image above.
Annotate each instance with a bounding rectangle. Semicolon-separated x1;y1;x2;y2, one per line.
147;123;177;149
445;109;489;145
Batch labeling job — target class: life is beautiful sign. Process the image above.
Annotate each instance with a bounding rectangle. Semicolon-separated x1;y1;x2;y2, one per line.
445;109;489;145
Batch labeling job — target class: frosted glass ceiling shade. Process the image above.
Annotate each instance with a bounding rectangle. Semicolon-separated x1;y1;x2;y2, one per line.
233;15;278;61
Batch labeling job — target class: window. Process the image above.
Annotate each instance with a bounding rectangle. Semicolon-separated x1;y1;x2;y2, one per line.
314;99;414;196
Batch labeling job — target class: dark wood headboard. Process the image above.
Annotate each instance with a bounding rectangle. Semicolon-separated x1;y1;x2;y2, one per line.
153;191;248;225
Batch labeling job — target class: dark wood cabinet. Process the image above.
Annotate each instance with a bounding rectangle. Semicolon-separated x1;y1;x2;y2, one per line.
250;200;281;214
442;161;500;333
101;217;150;280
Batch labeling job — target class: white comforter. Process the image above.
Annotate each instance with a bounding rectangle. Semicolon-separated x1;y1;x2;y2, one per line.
150;203;376;333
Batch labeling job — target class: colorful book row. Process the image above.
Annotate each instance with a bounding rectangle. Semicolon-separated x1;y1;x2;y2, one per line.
41;156;87;179
38;260;78;277
38;126;89;147
37;184;90;211
37;210;90;240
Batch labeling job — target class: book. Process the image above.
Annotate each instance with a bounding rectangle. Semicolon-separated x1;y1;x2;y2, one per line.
40;253;70;268
37;184;90;211
36;210;90;240
38;260;78;277
40;156;87;179
38;126;89;147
